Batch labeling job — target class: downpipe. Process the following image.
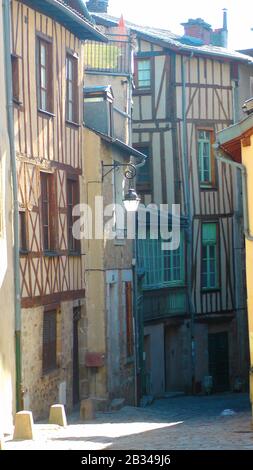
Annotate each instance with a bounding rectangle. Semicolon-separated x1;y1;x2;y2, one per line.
3;0;23;411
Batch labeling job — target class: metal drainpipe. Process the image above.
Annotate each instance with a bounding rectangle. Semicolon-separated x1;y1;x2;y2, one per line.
182;54;195;393
3;0;23;411
216;152;253;241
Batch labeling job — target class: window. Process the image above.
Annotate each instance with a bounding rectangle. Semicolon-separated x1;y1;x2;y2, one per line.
136;59;151;88
66;54;78;123
198;129;215;187
138;232;185;289
11;54;20;103
230;62;239;82
125;282;134;357
19;210;27;252
135;146;151;189
40;172;57;252
42;309;57;374
67;177;80;252
201;223;219;290
37;37;53;113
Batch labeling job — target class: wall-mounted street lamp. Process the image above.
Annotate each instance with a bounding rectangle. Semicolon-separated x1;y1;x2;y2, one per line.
123;187;140;212
102;161;141;212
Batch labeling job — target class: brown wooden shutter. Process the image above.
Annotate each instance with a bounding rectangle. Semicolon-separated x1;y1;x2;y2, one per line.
125;282;134;357
42;310;57;373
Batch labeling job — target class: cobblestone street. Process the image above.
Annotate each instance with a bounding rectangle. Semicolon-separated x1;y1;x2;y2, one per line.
3;393;253;450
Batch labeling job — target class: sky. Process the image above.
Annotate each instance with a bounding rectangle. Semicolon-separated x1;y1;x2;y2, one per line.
107;0;253;51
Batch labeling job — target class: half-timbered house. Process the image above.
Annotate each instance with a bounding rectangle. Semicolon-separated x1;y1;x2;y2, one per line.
10;0;105;419
89;7;253;397
0;0;16;435
81;9;141;406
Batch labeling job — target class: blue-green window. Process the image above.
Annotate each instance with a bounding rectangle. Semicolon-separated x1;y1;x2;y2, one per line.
135;146;151;187
201;223;218;290
137;59;151;88
198;130;214;186
138;232;185;289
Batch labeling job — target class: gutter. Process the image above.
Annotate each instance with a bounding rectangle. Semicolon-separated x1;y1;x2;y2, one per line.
23;0;107;42
85;126;148;167
46;0;107;41
3;0;23;411
215;151;253;241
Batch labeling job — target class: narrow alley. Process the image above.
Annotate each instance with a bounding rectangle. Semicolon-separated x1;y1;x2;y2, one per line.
4;394;253;450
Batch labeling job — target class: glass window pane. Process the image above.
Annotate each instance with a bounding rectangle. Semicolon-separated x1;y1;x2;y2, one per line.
41;67;46;89
41;90;47;110
41;44;46;66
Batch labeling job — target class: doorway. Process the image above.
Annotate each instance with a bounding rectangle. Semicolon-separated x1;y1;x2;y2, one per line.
73;307;81;405
208;331;230;392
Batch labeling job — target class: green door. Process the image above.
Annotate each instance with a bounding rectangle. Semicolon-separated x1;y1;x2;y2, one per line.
208;332;230;392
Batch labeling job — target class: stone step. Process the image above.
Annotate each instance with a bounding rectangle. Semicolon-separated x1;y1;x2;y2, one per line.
109;398;125;411
140;395;154;407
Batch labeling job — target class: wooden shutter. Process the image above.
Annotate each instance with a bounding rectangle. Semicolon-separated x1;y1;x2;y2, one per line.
125;282;133;357
42;310;57;374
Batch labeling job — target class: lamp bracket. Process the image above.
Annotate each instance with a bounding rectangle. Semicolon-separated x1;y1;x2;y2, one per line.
102;161;136;181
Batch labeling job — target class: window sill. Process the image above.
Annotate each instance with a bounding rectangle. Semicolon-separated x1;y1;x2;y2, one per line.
133;88;151;96
114;238;126;246
41;366;60;378
68;250;81;256
19;249;29;255
143;284;186;292
13;98;23;107
66;120;81;129
200;185;218;192
201;288;220;293
43;251;59;257
38;108;55;119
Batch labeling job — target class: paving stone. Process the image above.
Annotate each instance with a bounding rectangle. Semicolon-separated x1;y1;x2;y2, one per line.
3;393;253;450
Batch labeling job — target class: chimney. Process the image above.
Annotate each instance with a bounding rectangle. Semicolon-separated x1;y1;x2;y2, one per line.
86;0;109;13
221;8;228;48
181;18;212;45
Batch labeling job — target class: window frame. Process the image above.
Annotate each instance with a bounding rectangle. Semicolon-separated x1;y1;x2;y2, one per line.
201;221;220;291
135;58;152;89
138;231;185;290
40;171;58;254
36;34;53;114
66;52;79;125
66;175;80;254
197;128;215;188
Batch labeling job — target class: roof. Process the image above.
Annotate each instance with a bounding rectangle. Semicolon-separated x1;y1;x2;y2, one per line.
85;126;148;161
216;113;253;163
84;85;113;95
91;12;253;64
22;0;107;41
238;49;253;58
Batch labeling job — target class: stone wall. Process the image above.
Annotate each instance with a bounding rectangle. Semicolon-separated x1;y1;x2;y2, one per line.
21;299;87;420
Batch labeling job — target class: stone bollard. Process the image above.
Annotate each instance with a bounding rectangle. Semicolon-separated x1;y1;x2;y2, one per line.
0;436;5;450
80;398;95;421
13;411;34;440
49;404;67;427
